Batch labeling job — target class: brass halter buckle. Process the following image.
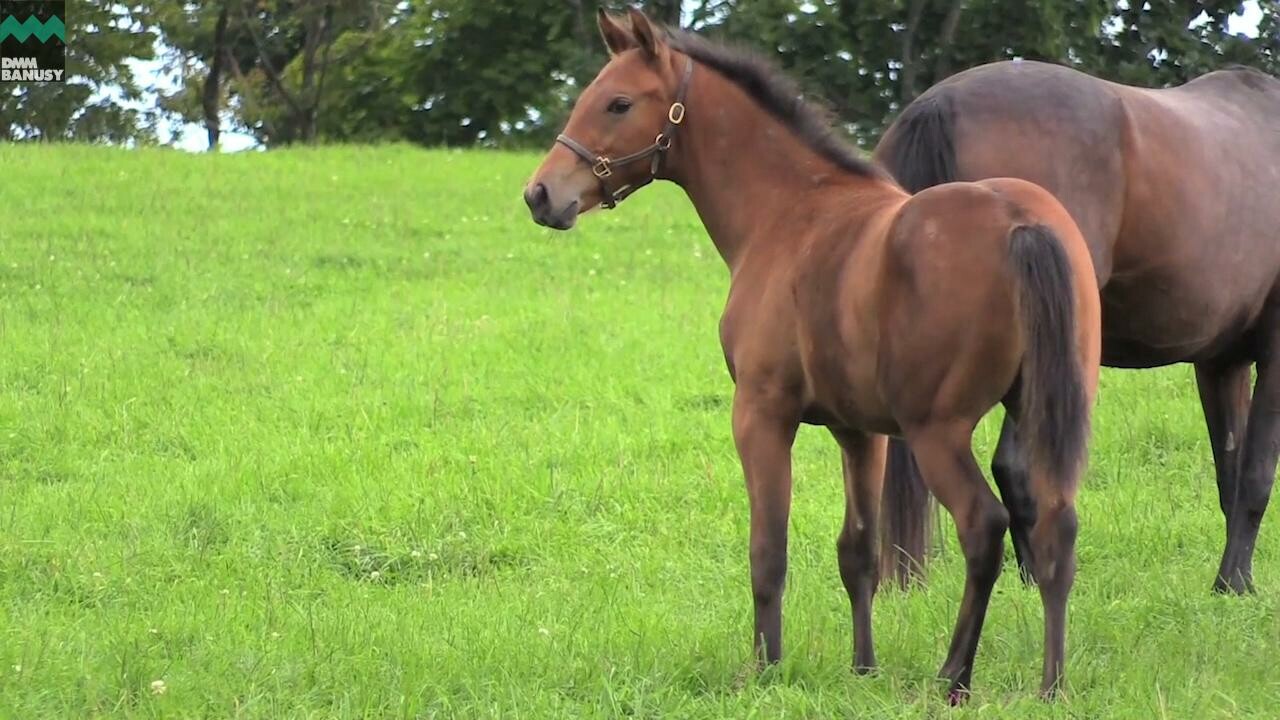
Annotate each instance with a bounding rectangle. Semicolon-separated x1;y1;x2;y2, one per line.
592;158;613;178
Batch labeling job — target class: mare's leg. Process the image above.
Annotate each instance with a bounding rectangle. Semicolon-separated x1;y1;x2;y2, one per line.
1195;360;1254;593
832;429;887;673
907;422;1009;702
879;438;932;587
1216;336;1280;593
733;391;798;663
990;413;1038;584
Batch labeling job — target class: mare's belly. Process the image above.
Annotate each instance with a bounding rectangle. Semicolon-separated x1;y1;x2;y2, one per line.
1099;271;1258;367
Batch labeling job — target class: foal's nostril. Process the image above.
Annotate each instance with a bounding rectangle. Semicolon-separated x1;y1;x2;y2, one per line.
524;183;550;216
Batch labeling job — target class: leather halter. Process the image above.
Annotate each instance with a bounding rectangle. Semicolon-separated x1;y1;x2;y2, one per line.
556;58;694;209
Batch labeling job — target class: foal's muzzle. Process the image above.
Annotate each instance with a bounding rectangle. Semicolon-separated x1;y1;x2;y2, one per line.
524;182;578;230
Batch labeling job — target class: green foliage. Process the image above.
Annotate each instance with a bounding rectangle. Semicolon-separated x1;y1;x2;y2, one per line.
3;145;1280;716
0;1;156;142
7;3;1280;151
690;0;1271;146
395;0;582;146
15;0;1276;148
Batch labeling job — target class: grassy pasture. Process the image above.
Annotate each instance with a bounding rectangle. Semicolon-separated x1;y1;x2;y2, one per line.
0;145;1277;718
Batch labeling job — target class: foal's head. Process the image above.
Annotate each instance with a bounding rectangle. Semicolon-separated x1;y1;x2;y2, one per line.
524;9;685;229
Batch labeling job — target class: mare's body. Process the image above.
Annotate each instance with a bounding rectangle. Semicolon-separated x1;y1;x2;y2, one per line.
875;60;1280;593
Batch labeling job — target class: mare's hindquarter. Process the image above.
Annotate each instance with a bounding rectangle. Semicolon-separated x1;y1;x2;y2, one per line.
886;60;1280;367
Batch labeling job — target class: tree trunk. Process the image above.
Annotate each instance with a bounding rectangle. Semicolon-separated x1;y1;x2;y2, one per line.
900;0;926;102
934;0;966;80
203;3;230;151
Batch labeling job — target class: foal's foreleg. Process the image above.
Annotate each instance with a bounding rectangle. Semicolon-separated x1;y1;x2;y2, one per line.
832;430;887;673
732;393;798;664
907;423;1009;701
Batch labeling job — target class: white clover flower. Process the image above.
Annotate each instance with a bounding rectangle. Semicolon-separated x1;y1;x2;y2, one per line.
150;679;167;695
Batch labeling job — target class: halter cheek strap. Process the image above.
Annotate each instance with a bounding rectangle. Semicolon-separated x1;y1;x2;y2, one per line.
556;57;694;210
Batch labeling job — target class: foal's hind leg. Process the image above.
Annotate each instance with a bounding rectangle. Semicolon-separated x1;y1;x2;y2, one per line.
1026;471;1079;697
1195;359;1254;593
991;413;1038;584
907;422;1009;701
831;429;887;673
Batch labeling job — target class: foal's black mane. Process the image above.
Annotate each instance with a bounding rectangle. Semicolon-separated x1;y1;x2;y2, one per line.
664;29;888;181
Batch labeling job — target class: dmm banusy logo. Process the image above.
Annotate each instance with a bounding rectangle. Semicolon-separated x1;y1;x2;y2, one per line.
0;1;65;82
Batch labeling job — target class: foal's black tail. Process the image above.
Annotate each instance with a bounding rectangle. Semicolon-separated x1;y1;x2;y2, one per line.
1008;225;1089;494
875;93;957;586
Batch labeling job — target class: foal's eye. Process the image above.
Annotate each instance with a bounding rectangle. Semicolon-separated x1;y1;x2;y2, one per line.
606;97;633;115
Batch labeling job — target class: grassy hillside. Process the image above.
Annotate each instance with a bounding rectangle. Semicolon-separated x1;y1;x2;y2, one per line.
0;145;1276;718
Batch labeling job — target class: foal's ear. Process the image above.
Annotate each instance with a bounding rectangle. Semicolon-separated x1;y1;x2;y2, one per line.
626;8;665;60
597;9;634;56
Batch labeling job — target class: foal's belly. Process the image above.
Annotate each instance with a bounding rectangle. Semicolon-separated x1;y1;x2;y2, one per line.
799;398;902;436
797;329;901;435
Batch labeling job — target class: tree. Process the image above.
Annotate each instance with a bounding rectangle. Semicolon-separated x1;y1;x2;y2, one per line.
152;1;249;150
0;2;156;142
689;0;1276;147
157;0;395;148
12;0;1277;149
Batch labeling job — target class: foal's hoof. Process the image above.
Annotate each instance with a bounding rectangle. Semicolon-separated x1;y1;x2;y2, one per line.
939;665;972;704
1212;573;1255;595
732;656;777;689
852;663;878;677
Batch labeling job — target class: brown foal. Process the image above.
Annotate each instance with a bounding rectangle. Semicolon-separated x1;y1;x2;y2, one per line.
524;9;1101;699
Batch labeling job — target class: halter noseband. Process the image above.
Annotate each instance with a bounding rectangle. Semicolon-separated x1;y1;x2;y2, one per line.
555;57;694;210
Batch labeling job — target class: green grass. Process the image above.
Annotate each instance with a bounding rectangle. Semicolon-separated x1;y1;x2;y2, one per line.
0;144;1276;718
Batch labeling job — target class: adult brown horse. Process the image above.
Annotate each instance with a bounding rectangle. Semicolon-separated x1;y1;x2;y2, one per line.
524;9;1101;699
874;60;1280;595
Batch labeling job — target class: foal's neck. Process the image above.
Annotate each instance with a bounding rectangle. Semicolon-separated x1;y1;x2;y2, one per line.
665;55;899;271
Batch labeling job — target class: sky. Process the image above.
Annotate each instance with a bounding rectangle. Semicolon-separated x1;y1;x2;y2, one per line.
130;1;1266;153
